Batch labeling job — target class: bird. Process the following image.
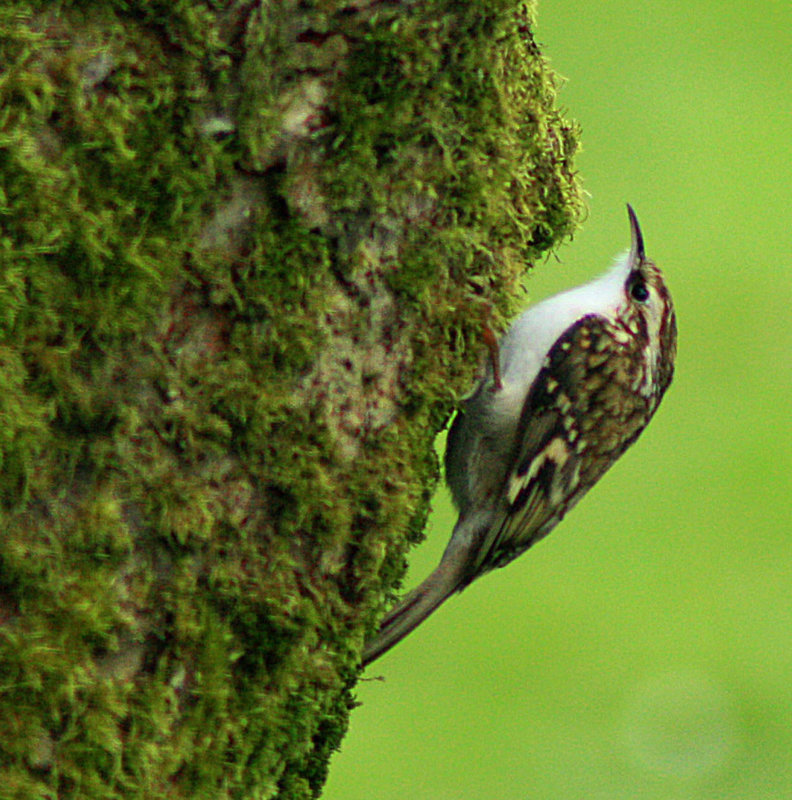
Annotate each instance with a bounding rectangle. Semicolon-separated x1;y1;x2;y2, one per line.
362;205;677;666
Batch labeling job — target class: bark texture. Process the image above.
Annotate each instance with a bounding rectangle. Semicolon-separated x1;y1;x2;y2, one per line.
0;2;581;798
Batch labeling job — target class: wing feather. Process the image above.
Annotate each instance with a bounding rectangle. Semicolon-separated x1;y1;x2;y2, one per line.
464;316;604;579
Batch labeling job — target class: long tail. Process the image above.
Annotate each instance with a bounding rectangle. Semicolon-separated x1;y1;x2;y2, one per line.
361;556;467;666
361;509;496;666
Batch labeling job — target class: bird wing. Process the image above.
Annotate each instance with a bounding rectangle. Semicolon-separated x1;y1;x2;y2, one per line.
464;316;601;579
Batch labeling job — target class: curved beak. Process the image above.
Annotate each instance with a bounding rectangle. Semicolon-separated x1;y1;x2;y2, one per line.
626;203;645;266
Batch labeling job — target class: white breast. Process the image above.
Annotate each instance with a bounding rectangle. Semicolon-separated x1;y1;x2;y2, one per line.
498;252;632;400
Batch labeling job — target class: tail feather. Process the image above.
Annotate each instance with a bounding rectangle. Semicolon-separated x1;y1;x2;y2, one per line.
361;555;467;667
362;510;493;666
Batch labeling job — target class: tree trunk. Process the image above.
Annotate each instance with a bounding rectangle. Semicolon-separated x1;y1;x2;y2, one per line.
0;2;581;798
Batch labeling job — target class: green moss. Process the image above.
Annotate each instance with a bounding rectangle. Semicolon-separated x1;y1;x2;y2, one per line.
0;1;581;798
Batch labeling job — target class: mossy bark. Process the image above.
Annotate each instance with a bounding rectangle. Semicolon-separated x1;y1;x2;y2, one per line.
0;2;581;798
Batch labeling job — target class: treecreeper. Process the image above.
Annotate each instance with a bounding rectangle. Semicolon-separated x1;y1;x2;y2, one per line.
363;206;677;666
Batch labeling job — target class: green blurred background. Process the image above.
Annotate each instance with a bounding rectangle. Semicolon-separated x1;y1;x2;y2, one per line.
325;2;792;798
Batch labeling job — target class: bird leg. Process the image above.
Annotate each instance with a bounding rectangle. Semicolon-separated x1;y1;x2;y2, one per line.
482;325;503;391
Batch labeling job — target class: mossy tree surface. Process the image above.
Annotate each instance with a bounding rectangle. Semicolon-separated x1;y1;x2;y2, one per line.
0;2;581;798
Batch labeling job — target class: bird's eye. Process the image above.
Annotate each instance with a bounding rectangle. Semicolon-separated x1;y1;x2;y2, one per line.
630;279;650;303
